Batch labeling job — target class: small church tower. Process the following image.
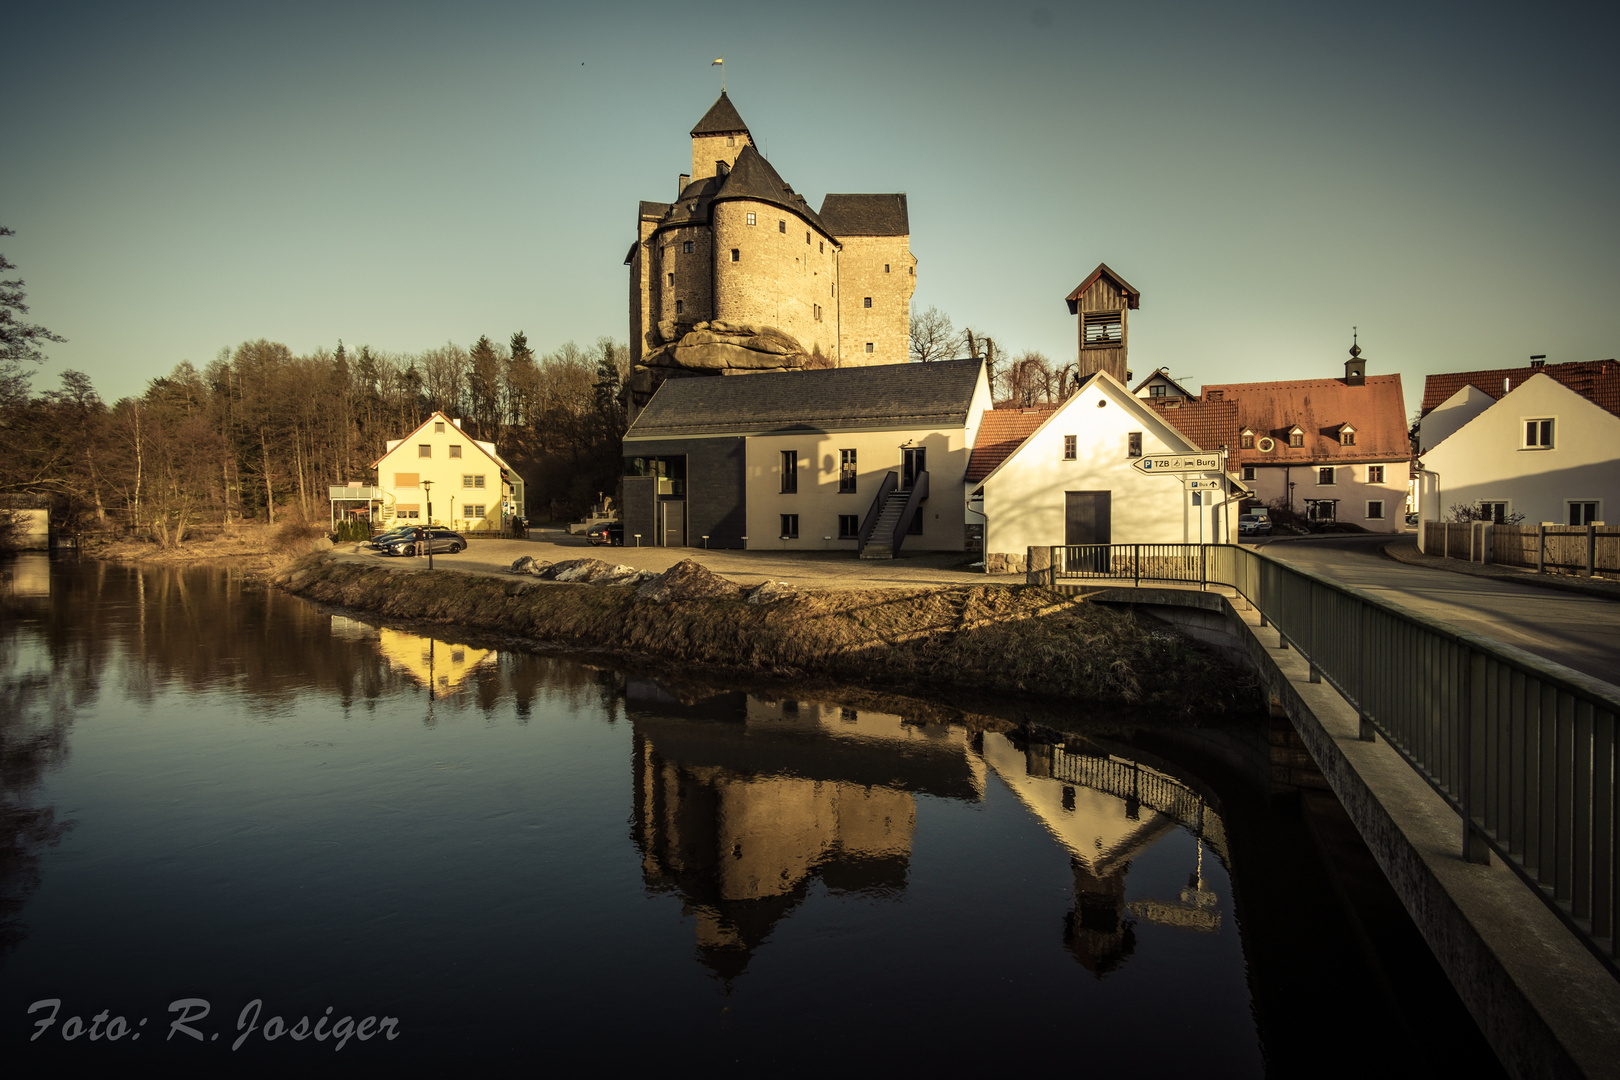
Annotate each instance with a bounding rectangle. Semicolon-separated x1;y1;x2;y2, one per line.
689;92;752;188
1065;263;1140;384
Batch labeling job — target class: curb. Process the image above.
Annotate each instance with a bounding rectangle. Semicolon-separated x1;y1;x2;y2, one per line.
1380;541;1620;603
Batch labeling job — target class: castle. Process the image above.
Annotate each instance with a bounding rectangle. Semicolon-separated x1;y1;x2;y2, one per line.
625;93;916;411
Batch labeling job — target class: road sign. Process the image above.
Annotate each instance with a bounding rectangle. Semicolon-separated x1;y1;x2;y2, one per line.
1131;454;1223;474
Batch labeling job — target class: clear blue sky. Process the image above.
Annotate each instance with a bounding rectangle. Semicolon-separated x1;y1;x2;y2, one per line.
5;0;1616;408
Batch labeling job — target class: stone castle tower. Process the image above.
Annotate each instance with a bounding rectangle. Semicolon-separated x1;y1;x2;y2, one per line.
625;93;917;412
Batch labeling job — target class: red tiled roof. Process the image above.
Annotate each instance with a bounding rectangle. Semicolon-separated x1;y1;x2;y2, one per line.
1201;374;1408;465
1421;359;1620;419
966;406;1057;482
1148;399;1240;452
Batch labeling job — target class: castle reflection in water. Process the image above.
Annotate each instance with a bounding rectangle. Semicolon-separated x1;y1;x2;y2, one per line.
621;678;1226;981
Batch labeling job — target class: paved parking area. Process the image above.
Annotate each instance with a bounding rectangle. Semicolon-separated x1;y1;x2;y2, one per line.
338;529;1024;591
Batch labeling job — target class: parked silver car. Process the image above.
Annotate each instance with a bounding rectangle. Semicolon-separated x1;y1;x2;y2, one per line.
381;528;467;556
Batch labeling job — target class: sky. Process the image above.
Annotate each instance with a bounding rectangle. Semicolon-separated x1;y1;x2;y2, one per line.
4;0;1617;410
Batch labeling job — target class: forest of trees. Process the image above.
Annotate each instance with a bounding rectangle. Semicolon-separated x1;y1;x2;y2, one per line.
0;332;630;542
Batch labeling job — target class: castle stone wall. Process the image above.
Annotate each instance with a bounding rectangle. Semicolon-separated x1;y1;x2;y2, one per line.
836;236;916;367
653;223;715;337
691;133;751;184
713;199;840;360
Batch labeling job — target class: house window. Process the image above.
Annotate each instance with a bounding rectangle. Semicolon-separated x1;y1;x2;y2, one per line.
780;513;799;539
1242;465;1257;481
465;504;485;519
1318;467;1335;485
1148;384;1166;397
397;508;420;519
434;421;445;433
1367;501;1384;519
1289;430;1304;448
667;272;675;286
1082;311;1123;347
1127;432;1142;458
839;449;857;492
682;241;693;254
1524;418;1554;448
1569;501;1600;526
747;212;756;226
779;220;786;233
1366;465;1383;483
463;475;485;489
1240;431;1254;449
1480;501;1509;524
1340;429;1356;446
418;445;431;458
865;343;874;353
449;445;462;459
1063;435;1077;460
838;514;860;539
780;450;798;494
1305;499;1337;522
676;300;684;314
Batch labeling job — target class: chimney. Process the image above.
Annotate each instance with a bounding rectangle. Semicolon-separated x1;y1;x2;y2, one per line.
453;418;462;429
1530;355;1546;369
677;174;690;198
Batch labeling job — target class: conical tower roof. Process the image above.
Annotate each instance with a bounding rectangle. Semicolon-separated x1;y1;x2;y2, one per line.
691;91;749;136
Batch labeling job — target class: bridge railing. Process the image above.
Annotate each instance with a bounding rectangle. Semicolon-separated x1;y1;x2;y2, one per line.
1050;541;1620;976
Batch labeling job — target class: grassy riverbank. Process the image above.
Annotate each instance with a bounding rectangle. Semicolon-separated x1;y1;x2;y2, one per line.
279;554;1259;716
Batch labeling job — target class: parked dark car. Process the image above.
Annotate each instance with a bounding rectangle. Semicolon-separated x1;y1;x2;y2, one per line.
381;528;467;556
1238;513;1272;539
366;527;418;550
585;522;624;547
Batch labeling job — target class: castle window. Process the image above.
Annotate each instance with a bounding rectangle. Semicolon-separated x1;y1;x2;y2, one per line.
865;343;874;353
682;240;693;254
779;220;786;233
814;304;821;321
667;272;674;286
727;136;735;146
730;248;739;262
747;212;756;226
910;266;914;275
676;300;684;314
884;264;891;273
864;297;872;308
819;241;824;253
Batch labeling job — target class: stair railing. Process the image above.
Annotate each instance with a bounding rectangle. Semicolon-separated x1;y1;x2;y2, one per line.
856;471;899;554
890;470;930;557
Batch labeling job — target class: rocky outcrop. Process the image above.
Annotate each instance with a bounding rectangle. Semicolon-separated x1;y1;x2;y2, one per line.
641;321;808;373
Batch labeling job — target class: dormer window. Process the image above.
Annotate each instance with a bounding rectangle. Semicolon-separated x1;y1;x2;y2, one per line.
1288;426;1304;448
1148;384;1167;398
1240;429;1255;449
1339;424;1357;446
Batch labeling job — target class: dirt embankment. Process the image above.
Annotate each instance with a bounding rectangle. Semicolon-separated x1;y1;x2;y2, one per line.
87;522;326;573
276;553;1259;717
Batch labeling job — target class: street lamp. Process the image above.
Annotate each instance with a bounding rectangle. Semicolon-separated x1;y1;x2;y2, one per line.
421;480;435;569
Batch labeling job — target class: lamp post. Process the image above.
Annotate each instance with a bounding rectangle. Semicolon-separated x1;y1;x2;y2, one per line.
421;480;435;569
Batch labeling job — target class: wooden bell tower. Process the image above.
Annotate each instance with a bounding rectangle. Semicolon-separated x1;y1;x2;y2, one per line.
1065;262;1140;384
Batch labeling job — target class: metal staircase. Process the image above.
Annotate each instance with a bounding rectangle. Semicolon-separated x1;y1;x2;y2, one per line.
857;470;929;559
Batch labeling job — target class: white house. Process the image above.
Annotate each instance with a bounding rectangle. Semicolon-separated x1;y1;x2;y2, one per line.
968;371;1246;572
1418;370;1620;535
371;411;526;530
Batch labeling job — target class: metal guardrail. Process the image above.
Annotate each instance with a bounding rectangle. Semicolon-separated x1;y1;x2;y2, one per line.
1050;541;1620;977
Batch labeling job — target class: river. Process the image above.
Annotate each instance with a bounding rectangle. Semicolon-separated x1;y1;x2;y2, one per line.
0;554;1502;1074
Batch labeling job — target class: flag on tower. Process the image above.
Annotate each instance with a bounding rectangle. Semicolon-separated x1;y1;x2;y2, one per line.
712;58;723;65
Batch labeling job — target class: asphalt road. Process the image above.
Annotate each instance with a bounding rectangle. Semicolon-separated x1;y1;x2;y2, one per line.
1258;535;1620;687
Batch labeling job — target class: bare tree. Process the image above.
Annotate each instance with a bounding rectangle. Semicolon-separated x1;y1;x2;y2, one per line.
909;305;964;363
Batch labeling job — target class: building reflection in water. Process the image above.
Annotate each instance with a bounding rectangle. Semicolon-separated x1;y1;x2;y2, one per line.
626;679;1228;982
982;732;1227;975
337;617;500;718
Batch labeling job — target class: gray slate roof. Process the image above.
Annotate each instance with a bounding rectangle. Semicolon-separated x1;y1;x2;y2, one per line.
712;146;831;235
691;92;749;136
626;359;986;437
819;194;909;237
